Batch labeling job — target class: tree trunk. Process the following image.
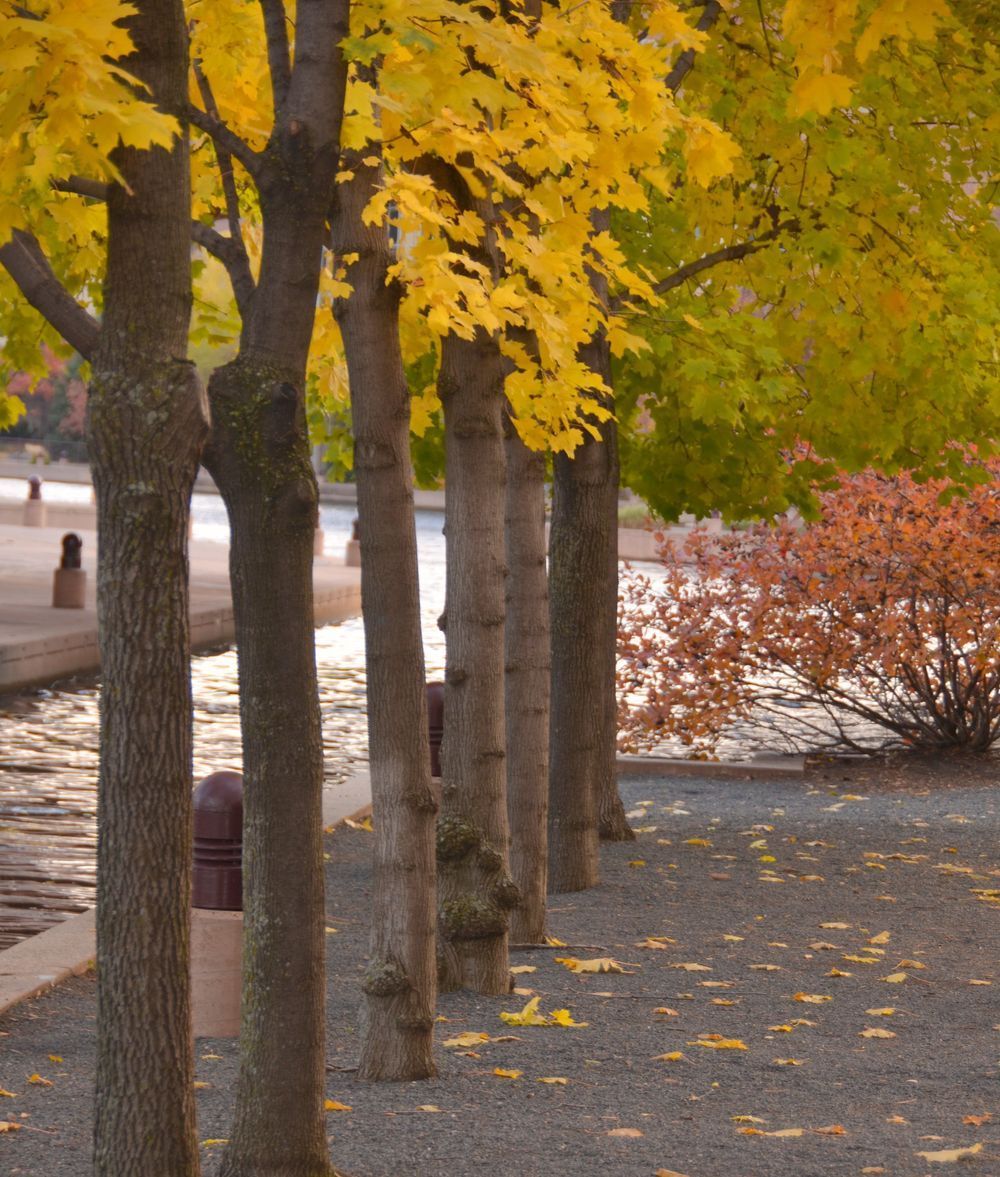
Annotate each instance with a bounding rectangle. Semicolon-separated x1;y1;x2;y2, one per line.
332;158;438;1080
206;8;348;1167
88;2;207;1173
504;427;549;943
437;329;517;994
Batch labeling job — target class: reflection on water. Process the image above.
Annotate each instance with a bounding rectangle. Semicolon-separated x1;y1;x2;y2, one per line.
0;486;446;947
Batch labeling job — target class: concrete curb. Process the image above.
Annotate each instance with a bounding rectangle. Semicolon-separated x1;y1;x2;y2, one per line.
616;753;806;778
0;771;373;1018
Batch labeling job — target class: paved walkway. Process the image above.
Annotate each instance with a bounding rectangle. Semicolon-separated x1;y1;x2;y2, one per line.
0;522;361;693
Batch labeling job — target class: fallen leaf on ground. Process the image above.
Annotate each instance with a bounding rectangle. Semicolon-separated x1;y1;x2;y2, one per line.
689;1036;748;1051
700;980;734;988
843;954;882;964
443;1032;490;1048
499;997;550;1027
655;1170;690;1177
0;1089;16;1098
963;1114;991;1127
881;973;908;983
887;1114;908;1124
343;815;372;831
324;926;338;935
739;1127;804;1137
826;968;852;978
793;993;831;1004
684;838;712;847
493;1068;522;1079
608;1127;643;1138
537;1077;568;1085
772;1058;802;1066
750;964;781;971
820;922;851;929
47;1055;62;1064
27;1074;52;1087
417;1105;441;1112
896;959;925;969
549;1008;588;1027
809;941;839;950
0;1122;21;1134
201;1139;228;1147
654;1051;685;1062
672;962;712;972
868;931;892;945
915;1142;983;1162
555;956;627;974
544;936;567;947
628;859;647;868
654;1007;679;1016
769;1025;794;1032
636;937;676;949
732;1115;767;1124
711;998;739;1006
866;1008;896;1016
510;966;536;975
192;1081;211;1090
969;979;992;986
813;1124;847;1135
860;1028;896;1039
324;1100;351;1112
723;934;744;942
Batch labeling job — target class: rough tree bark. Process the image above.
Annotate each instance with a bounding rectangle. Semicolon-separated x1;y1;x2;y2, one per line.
437;323;517;994
195;4;350;1173
504;425;549;942
332;154;438;1080
89;1;207;1171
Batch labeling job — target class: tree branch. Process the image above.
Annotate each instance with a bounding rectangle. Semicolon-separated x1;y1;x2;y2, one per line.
52;175;111;201
664;1;723;95
190;222;256;315
0;230;100;360
612;219;798;311
259;0;292;114
186;101;262;180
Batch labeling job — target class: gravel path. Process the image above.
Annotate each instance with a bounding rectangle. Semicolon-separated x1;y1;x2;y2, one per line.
3;767;1000;1176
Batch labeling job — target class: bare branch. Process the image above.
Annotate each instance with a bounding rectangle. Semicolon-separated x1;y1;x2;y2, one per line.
0;230;100;360
187;101;262;179
190;222;256;315
665;1;723;95
52;175;110;201
259;0;292;113
613;219;798;311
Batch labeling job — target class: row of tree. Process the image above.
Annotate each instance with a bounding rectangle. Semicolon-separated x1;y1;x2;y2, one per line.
0;2;996;1174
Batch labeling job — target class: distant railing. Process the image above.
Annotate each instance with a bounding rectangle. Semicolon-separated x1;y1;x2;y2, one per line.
0;435;90;464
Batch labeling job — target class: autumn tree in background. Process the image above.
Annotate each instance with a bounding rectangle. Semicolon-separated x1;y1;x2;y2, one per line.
619;461;1000;756
0;1;206;1172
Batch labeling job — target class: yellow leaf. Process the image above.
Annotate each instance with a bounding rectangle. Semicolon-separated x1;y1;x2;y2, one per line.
493;1068;522;1080
732;1115;767;1124
628;859;647;868
544;936;567;947
690;1037;748;1051
723;935;744;942
324;1100;352;1112
793;993;831;1004
654;1008;679;1016
813;1124;847;1136
499;997;549;1027
843;955;882;964
750;964;781;971
510;966;536;975
417;1105;441;1112
772;1058;802;1066
896;960;925;970
549;1008;588;1028
809;942;838;951
769;1025;794;1033
0;1089;16;1098
193;1081;211;1090
47;1055;63;1064
969;979;992;986
915;1142;983;1163
636;937;676;949
0;1122;22;1133
537;1077;569;1085
443;1032;490;1048
963;1114;991;1127
655;1170;691;1177
881;973;908;984
654;1051;686;1062
741;1126;804;1137
325;927;338;935
608;1127;643;1138
865;1008;897;1016
860;1028;896;1039
868;931;891;945
820;922;851;929
672;962;711;972
343;815;373;831
27;1074;52;1087
555;956;627;974
711;999;738;1006
200;1139;229;1147
684;836;711;846
680;315;704;334
826;968;852;978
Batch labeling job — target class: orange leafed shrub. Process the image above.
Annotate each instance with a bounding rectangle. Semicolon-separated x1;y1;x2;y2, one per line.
618;465;1000;755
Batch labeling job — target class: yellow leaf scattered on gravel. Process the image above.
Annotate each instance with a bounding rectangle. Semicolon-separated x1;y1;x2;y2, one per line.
723;934;744;942
711;998;739;1006
324;1100;352;1112
826;969;852;978
969;979;992;986
896;959;925;969
493;1068;522;1079
416;1105;441;1112
544;936;567;947
200;1139;229;1147
881;973;908;983
732;1115;767;1124
860;1028;896;1039
343;815;373;831
537;1077;569;1085
636;936;677;949
887;1114;908;1124
672;962;711;972
739;1127;804;1138
963;1113;991;1127
654;1051;686;1062
843;955;882;964
690;1036;748;1051
608;1127;644;1138
0;1122;21;1134
655;1169;690;1177
628;859;647;868
793;993;831;1004
772;1058;802;1066
654;1007;679;1016
769;1025;794;1032
699;980;733;988
510;966;536;974
750;964;781;971
808;941;839;951
27;1074;52;1087
866;1008;896;1016
915;1142;983;1163
0;1089;16;1098
47;1055;62;1064
193;1081;211;1090
443;1032;490;1048
868;931;891;945
555;956;627;974
499;997;550;1027
820;922;851;929
684;838;713;847
548;1008;588;1028
325;927;338;935
813;1124;847;1135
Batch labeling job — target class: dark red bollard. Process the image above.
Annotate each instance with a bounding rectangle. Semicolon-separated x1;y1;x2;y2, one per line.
426;681;444;778
193;770;243;910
